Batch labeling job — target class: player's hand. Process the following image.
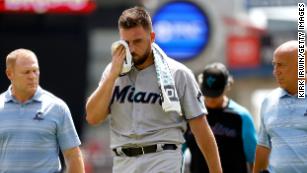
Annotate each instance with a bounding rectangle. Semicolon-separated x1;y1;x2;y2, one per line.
109;45;126;79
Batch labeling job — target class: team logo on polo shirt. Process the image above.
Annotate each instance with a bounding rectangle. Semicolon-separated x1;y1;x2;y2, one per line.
33;111;44;121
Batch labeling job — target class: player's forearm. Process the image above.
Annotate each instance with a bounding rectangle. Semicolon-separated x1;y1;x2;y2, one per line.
253;146;270;173
198;127;222;173
247;162;254;173
66;157;85;173
189;116;223;173
64;147;85;173
86;75;116;125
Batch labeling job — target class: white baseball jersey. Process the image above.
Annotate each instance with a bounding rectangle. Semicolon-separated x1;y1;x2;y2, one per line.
101;58;207;148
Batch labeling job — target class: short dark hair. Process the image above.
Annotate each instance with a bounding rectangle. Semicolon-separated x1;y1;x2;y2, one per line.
118;6;152;31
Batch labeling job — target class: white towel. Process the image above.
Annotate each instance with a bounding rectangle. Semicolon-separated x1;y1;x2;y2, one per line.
111;40;133;75
111;40;182;115
152;43;182;116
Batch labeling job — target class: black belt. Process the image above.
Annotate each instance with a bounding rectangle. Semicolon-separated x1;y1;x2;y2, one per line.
113;144;177;157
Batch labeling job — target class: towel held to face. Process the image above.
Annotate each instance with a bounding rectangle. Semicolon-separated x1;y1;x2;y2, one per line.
111;40;182;116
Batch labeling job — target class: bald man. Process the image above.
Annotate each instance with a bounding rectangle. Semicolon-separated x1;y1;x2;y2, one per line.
0;49;84;173
253;41;307;173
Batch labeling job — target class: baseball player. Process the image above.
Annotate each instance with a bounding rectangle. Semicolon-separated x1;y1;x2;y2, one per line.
86;6;222;173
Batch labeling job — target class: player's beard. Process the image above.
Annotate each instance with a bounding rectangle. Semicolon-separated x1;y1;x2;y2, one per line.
132;45;151;66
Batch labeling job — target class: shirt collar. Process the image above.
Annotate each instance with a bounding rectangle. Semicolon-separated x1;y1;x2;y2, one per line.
278;84;307;98
4;86;43;103
278;88;290;98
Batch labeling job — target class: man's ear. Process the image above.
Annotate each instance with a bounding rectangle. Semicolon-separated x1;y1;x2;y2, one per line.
150;31;155;43
6;68;13;81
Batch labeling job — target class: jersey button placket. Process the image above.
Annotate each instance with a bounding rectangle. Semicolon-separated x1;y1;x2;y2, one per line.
20;104;25;116
133;73;142;133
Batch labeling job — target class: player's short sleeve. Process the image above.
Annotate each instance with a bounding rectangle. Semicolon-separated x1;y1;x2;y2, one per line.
175;69;207;120
99;63;111;86
56;100;81;151
257;99;271;149
241;111;257;162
